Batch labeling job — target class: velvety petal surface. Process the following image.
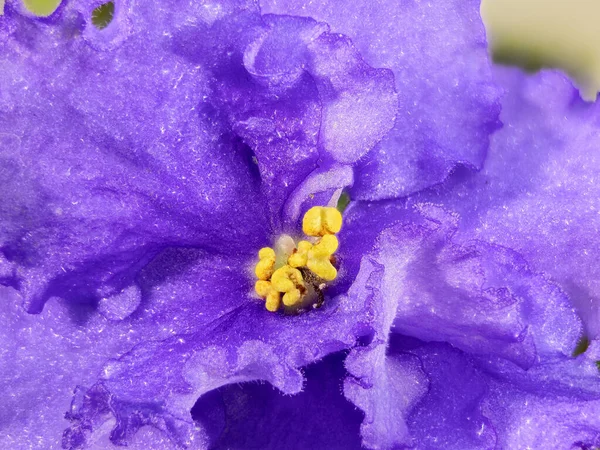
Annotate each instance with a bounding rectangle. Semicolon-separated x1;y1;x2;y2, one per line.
343;241;427;449
340;201;583;448
242;14;397;166
346;202;581;364
1;1;405;447
172;6;396;227
482;340;600;450
1;248;261;449
191;352;363;450
0;0;271;313
399;339;496;450
381;338;600;450
416;69;600;337
61;243;376;448
260;0;502;199
0;286;150;449
4;1;595;450
484;384;600;449
1;239;374;449
1;0;395;312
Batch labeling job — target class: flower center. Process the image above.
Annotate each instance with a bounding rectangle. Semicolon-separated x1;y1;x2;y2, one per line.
254;206;343;312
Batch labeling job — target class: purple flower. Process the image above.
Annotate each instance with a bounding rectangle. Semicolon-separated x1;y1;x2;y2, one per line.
0;0;597;449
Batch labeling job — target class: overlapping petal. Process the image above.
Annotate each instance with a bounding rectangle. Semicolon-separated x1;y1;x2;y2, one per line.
381;339;600;450
62;246;375;448
0;0;270;313
402;340;496;450
483;340;600;448
340;202;583;447
1;0;398;314
260;0;503;199
2;0;596;449
1;1;406;446
191;352;363;449
0;286;150;449
192;10;396;224
417;69;600;337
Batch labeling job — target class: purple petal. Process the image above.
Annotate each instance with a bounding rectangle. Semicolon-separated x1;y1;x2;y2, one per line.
62;246;374;447
401;340;496;450
0;286;150;449
243;13;397;165
0;1;271;312
344;202;582;367
420;69;600;336
187;11;322;225
340;201;582;447
1;0;399;313
192;352;363;449
342;216;430;449
382;339;600;449
2;1;404;446
344;343;427;448
482;342;600;449
485;388;600;449
206;11;396;222
260;0;502;198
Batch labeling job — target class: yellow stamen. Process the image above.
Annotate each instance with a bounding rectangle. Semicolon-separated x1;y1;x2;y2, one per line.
302;206;343;237
282;289;302;307
316;234;339;254
255;280;281;312
288;240;313;268
265;292;281;312
271;265;304;293
255;247;276;280
270;265;305;309
307;234;338;281
253;205;344;312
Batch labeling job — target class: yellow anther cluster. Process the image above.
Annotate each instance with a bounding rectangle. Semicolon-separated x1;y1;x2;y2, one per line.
309;234;338;281
255;280;281;312
302;206;342;237
272;266;305;306
254;206;343;312
287;240;312;268
288;235;338;281
255;247;276;280
254;265;305;311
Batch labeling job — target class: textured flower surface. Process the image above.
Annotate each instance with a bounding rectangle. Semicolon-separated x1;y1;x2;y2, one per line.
0;0;598;449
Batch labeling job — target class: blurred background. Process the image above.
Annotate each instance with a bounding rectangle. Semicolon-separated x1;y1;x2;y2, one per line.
4;0;600;100
482;0;600;100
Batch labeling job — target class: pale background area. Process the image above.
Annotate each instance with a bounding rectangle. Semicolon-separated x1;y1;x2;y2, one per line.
2;0;600;100
481;0;600;100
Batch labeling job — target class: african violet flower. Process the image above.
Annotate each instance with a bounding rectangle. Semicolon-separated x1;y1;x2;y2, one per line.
1;0;599;448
